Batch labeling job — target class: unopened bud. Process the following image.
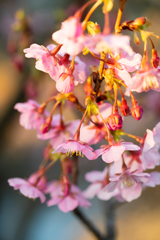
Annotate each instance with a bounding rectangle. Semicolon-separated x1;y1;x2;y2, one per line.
130;93;143;120
40;116;52;134
40;122;51;134
87;21;101;36
151;49;160;68
107;106;123;130
84;76;93;95
131;106;143;120
120;98;131;116
132;17;146;27
67;93;78;103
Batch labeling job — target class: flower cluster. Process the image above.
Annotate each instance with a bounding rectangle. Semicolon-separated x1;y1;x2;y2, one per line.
8;0;160;213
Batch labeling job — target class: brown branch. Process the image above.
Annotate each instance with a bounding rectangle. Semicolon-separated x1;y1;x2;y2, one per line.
73;207;105;240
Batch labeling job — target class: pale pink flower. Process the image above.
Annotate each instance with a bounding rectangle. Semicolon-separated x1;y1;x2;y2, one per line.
80;103;112;145
52;140;95;160
95;141;140;163
113;52;142;86
24;43;86;93
24;44;61;79
141;123;160;169
52;16;85;56
38;119;80;149
125;66;160;96
144;171;160;187
46;181;91;213
85;34;133;56
8;170;47;203
83;166;119;200
14;100;49;130
104;170;150;202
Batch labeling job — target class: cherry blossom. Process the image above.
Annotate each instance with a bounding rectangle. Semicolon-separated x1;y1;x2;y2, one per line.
95;141;140;163
85;34;133;56
46;180;91;213
24;44;86;93
141;123;160;169
38;119;80;149
14;100;49;130
125;66;160;95
8;170;47;203
103;170;150;202
52;140;95;160
52;16;85;56
80;103;112;145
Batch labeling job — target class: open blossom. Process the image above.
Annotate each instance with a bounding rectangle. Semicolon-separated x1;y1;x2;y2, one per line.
46;180;91;213
38;119;80;149
80;103;112;145
95;141;140;163
14;100;49;130
85;34;133;56
125;66;160;95
52;16;85;56
141;123;160;169
52;140;95;160
104;170;150;202
113;52;142;86
8;170;47;203
24;44;86;93
83;167;119;200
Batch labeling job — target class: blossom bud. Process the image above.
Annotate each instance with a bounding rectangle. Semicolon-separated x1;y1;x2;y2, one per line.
132;17;146;27
107;106;123;130
131;106;143;120
151;49;160;68
87;21;101;36
130;93;143;120
120;98;131;116
40;116;52;134
40;122;50;134
84;76;93;95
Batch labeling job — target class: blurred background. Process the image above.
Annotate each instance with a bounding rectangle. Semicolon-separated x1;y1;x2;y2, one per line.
0;0;160;239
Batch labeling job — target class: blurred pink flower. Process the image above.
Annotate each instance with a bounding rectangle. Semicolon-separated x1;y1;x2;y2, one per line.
46;181;91;213
8;170;47;203
38;119;80;149
125;66;160;95
14;100;49;130
52;16;85;56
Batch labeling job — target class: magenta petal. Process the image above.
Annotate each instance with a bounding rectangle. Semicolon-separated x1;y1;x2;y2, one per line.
58;196;79;213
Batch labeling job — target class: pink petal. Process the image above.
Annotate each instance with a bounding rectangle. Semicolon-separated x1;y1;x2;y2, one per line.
58;196;79;213
83;183;102;199
121;183;142;202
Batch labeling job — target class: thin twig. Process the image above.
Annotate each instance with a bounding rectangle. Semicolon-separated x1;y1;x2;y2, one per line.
73;207;105;240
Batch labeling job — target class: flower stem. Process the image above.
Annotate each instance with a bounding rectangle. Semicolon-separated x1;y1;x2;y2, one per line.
98;110;114;145
73;207;105;240
74;108;88;140
82;0;103;31
115;0;127;34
